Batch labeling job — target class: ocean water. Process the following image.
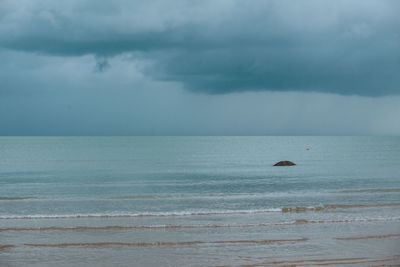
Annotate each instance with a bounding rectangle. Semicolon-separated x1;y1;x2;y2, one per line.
0;136;399;266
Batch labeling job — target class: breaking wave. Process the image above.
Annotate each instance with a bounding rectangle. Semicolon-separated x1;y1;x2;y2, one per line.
0;197;38;200
337;188;400;194
1;202;399;220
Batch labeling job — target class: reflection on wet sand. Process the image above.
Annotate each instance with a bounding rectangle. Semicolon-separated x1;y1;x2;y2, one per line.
213;256;400;266
336;233;400;240
0;245;15;250
1;217;399;232
24;238;308;248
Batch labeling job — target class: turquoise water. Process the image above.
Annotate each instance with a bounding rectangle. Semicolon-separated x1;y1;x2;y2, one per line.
0;136;399;266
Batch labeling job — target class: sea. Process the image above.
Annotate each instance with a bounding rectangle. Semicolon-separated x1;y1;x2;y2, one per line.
0;136;399;266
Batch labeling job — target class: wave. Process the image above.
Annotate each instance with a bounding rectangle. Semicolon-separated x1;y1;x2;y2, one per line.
2;217;399;232
0;197;37;200
281;202;400;212
5;189;398;202
106;193;252;200
0;208;281;219
23;238;308;248
337;188;400;193
1;202;399;220
0;192;296;202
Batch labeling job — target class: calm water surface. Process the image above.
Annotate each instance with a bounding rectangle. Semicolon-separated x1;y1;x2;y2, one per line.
0;136;399;266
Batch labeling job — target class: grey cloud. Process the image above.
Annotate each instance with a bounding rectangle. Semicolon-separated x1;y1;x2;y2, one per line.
0;49;399;136
1;0;399;96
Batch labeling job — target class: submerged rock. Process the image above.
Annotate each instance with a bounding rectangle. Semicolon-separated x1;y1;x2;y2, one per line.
274;161;296;166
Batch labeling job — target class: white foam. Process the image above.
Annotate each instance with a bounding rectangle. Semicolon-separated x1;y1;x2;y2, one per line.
0;208;283;220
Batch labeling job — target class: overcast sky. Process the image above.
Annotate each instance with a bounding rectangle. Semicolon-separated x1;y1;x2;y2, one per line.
1;0;399;135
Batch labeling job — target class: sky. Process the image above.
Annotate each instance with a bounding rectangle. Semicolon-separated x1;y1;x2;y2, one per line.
1;0;399;135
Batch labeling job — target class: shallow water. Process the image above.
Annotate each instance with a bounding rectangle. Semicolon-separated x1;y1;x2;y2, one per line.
0;136;399;266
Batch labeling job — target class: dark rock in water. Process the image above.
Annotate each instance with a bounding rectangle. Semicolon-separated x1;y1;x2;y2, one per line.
274;161;296;166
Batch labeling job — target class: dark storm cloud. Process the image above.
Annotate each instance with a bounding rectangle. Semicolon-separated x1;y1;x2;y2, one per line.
1;0;399;95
